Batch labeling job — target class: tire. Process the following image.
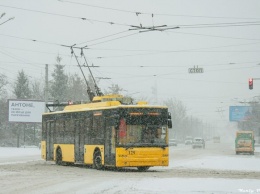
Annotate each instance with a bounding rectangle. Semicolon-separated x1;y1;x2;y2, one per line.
56;148;63;165
137;166;150;172
93;151;103;170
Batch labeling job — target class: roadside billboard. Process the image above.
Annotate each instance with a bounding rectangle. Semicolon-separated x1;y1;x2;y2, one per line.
8;100;45;123
229;106;252;122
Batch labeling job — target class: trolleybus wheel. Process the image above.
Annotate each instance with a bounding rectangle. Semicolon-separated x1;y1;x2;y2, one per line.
93;151;103;170
137;166;149;172
56;148;62;165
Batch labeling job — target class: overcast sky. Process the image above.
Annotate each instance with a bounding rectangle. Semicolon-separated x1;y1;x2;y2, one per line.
0;0;260;127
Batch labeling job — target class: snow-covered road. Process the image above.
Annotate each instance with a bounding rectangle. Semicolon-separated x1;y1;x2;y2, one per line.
0;142;260;194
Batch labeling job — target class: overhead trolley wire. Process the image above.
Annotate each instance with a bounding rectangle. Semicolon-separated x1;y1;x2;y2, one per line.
0;33;62;46
76;30;130;46
0;4;132;27
1;4;260;30
166;21;260;29
86;32;140;47
167;31;260;41
88;41;260;59
59;0;260;20
1;30;260;61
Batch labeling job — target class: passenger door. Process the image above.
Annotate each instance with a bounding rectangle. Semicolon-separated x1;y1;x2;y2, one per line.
74;119;84;162
46;121;55;160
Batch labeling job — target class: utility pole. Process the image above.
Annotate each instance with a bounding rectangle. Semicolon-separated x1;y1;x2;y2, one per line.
45;64;48;112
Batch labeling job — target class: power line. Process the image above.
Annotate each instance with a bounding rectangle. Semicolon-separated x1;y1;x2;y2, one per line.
0;4;131;27
174;21;260;29
1;4;260;31
0;33;62;46
58;0;260;20
87;41;260;59
167;31;260;41
0;45;70;57
87;32;140;47
76;30;130;46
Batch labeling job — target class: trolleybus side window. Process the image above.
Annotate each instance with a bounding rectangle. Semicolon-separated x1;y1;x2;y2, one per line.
92;113;104;143
64;119;73;143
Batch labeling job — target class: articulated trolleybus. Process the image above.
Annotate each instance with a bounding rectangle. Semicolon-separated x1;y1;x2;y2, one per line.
41;94;172;171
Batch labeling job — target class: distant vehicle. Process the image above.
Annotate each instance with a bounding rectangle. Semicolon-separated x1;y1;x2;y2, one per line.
192;137;205;149
185;136;193;145
169;139;177;146
213;136;220;143
235;130;255;155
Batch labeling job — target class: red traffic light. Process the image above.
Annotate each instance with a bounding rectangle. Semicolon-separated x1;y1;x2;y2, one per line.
249;78;253;90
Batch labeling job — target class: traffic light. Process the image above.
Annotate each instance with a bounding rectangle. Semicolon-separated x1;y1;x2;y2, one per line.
249;78;253;90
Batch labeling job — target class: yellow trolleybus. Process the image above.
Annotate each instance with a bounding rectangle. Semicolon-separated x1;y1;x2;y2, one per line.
41;94;172;171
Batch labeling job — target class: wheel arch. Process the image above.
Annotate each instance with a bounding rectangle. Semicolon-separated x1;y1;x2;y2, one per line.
55;146;62;161
84;145;104;165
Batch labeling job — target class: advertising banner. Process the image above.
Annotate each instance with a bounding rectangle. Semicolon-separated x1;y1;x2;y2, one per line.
8;100;45;123
229;106;252;122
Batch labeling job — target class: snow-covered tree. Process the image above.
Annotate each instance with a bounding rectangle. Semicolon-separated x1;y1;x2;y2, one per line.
50;56;68;102
67;73;88;102
31;78;44;100
104;84;123;95
0;73;8;94
13;70;31;99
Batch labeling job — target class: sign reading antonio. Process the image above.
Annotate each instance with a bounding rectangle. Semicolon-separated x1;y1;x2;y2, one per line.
8;99;45;123
188;65;204;73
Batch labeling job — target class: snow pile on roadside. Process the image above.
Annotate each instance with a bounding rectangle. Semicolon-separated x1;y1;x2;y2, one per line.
133;178;260;194
171;155;260;172
171;147;260;172
0;147;40;158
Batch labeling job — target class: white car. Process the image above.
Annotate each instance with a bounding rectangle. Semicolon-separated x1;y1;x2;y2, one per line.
192;137;205;149
185;136;193;145
169;139;177;146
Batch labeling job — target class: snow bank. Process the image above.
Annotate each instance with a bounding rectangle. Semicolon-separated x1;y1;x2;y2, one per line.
171;155;260;172
0;147;40;158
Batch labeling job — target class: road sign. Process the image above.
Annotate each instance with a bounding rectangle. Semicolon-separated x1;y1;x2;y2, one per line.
188;65;204;73
229;106;252;122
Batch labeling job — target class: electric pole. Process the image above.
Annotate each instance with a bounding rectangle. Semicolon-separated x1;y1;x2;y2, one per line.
45;64;48;112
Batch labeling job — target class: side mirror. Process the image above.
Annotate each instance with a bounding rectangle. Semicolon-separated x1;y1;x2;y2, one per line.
168;112;172;120
168;112;172;128
168;120;172;129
